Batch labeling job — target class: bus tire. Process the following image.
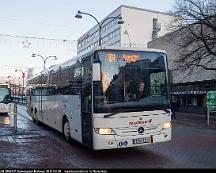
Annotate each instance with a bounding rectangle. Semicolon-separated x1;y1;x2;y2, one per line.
32;117;36;123
32;107;37;123
63;118;71;142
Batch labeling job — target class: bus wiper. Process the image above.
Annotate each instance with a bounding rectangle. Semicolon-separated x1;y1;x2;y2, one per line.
162;109;170;113
155;105;170;113
104;112;119;118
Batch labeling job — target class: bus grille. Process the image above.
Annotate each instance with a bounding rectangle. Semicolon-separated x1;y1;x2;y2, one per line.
114;125;160;136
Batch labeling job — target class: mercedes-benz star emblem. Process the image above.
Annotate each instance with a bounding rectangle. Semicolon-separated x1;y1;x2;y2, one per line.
138;127;144;134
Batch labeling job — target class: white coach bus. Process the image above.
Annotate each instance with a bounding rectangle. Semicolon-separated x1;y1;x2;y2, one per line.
0;84;12;115
26;46;171;150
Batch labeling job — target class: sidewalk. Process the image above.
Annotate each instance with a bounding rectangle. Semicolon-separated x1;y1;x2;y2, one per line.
0;104;40;138
173;112;216;130
0;124;36;136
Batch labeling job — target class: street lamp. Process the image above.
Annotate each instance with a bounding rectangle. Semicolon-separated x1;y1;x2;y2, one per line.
32;54;57;69
75;10;124;46
7;76;12;85
7;76;14;95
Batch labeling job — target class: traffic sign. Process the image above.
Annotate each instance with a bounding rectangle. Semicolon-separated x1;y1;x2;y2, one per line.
207;91;216;113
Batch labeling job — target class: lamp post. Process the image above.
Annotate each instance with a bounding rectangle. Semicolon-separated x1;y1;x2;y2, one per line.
32;54;57;69
15;70;26;103
7;76;12;86
75;10;124;46
7;76;14;97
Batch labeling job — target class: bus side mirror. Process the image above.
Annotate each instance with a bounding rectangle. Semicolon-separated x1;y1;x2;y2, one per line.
3;95;10;104
93;63;101;81
4;101;9;104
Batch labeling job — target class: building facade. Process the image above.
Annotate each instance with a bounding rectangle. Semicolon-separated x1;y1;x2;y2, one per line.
27;68;35;79
77;5;174;54
148;32;216;115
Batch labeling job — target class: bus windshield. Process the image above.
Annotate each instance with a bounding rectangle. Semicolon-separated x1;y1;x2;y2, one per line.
0;88;10;103
94;50;170;113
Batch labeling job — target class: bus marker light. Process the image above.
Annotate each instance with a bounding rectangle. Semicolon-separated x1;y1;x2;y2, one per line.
108;141;114;145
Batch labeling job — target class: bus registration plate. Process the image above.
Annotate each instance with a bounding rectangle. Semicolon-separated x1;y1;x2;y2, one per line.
133;137;151;144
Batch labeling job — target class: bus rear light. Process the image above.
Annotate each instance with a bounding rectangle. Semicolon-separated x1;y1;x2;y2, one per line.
94;128;116;135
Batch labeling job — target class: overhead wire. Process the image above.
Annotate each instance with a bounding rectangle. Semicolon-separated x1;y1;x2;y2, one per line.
0;33;77;42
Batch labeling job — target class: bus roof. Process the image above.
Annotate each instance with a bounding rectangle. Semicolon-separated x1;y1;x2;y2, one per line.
28;46;167;81
59;46;167;69
77;46;166;58
93;46;166;54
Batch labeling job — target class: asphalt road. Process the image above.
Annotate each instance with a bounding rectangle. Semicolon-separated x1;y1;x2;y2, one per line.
0;104;216;169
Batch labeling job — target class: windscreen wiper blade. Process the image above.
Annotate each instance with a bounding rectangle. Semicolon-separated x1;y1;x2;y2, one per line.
152;105;170;114
103;106;170;118
104;112;119;118
162;109;170;113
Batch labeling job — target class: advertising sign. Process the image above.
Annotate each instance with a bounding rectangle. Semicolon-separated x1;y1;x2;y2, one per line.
207;91;216;113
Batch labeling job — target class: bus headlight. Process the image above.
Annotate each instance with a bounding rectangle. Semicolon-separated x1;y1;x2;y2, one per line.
94;128;116;135
163;122;171;129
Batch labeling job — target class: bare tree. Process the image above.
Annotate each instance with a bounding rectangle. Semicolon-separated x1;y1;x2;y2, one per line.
169;0;216;71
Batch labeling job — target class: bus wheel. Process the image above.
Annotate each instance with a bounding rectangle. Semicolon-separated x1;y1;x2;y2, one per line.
32;117;36;123
32;107;37;123
63;119;71;142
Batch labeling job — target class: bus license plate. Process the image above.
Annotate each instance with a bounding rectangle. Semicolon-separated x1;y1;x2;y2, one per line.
133;137;151;144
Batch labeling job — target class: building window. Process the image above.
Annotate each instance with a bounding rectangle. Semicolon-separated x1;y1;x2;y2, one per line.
152;18;160;40
109;40;120;46
101;17;118;34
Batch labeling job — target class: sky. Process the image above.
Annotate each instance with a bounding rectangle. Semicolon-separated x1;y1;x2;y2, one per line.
0;0;175;81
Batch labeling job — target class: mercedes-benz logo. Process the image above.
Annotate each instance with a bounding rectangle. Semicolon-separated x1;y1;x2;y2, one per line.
138;127;144;134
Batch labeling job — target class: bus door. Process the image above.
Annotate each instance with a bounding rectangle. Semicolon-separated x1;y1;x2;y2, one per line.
32;88;43;122
81;57;93;148
26;87;33;116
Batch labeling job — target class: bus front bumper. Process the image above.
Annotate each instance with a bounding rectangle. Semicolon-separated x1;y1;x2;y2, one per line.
92;128;171;150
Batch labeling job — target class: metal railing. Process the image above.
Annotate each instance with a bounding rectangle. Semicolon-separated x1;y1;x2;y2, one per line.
12;95;27;104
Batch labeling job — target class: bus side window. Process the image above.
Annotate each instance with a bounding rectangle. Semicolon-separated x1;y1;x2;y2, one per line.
48;88;56;95
26;88;33;96
83;95;91;113
82;56;92;113
32;89;35;96
32;89;41;96
42;89;48;96
30;89;33;96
